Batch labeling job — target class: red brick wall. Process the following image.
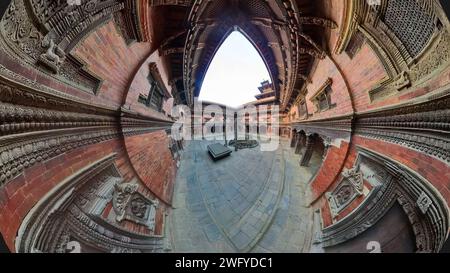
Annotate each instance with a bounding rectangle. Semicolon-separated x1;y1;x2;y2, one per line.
122;50;174;121
323;0;388;113
320;198;333;228
310;141;350;202
73;20;153;108
124;131;177;204
0;139;119;251
305;57;354;119
0;16;179;252
332;44;388;112
306;1;450;228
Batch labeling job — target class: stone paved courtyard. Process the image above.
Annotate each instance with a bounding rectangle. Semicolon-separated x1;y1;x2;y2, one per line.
169;139;321;253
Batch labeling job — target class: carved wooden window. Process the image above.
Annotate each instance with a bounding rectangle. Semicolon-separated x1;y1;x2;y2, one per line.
149;86;163;111
138;75;164;111
384;0;435;57
345;31;365;59
297;99;308;118
138;94;147;104
310;78;334;113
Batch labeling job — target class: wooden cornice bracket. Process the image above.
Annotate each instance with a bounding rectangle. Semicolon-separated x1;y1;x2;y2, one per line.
299;16;338;29
299;46;327;59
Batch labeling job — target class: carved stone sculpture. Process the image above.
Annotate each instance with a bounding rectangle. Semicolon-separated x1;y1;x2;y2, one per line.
417;192;433;214
113;182;159;231
341;167;364;195
326;167;364;218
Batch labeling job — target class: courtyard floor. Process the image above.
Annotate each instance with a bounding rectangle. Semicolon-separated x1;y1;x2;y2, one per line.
169;139;322;253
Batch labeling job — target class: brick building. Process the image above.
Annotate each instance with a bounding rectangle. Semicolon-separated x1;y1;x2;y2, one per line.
0;0;449;253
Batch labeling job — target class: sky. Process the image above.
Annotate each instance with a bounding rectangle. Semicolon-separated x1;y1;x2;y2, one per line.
198;31;271;107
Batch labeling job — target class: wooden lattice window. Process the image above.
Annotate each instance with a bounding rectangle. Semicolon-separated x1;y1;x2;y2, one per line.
138;63;169;112
138;76;164;111
384;0;435;57
149;88;163;111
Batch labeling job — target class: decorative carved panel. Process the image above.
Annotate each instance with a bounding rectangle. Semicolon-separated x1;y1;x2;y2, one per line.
113;182;159;231
334;0;449;102
326;167;364;218
0;0;110;94
16;154;169;253
316;147;449;253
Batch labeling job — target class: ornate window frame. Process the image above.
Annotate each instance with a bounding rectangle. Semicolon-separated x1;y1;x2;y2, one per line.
310;78;334;113
138;62;171;112
295;87;309;119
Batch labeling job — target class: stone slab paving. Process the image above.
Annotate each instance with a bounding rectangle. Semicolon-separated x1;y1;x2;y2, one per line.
252;140;318;253
170;139;318;253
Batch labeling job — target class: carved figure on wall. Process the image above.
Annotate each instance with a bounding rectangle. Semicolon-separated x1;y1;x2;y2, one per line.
113;182;159;231
326;167;365;218
38;38;66;73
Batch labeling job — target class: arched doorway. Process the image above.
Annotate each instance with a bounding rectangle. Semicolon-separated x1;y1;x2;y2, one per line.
324;202;417;253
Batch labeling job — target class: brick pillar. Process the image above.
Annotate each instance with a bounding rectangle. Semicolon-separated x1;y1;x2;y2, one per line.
300;134;314;166
234;112;238;151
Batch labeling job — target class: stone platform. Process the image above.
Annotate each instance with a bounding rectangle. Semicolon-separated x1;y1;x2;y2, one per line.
207;143;232;160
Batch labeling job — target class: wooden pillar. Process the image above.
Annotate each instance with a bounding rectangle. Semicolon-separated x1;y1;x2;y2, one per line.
295;134;304;154
224;113;227;146
234;112;238;151
290;131;297;147
300;134;314;166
